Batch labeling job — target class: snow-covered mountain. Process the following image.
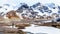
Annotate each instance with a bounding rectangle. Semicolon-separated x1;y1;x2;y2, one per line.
0;0;60;16
17;2;60;16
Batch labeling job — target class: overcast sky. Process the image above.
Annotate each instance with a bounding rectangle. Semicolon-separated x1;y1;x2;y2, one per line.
0;0;60;10
0;0;60;6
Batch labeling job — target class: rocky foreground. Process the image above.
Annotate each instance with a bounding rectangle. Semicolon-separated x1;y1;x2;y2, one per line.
0;10;60;34
0;18;60;34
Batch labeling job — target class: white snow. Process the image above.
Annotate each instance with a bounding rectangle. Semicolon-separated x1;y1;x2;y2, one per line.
22;24;60;34
0;0;60;15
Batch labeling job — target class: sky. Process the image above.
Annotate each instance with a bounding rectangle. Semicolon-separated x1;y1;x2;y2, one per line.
0;0;60;15
0;0;60;8
0;0;60;6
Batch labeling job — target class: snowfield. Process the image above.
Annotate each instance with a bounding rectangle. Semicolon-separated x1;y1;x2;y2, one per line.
22;24;60;34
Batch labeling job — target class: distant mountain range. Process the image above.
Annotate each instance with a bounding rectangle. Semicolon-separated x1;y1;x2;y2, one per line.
17;3;60;16
0;2;60;16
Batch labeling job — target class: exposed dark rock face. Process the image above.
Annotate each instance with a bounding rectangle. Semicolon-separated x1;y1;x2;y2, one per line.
32;2;41;8
17;30;26;34
0;6;2;8
17;3;29;10
56;18;60;22
42;6;49;10
58;6;60;9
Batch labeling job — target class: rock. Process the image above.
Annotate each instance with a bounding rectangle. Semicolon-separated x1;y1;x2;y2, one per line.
17;30;26;34
6;10;19;19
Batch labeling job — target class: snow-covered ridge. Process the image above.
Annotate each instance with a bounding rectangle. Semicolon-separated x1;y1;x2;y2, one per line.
0;0;60;16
